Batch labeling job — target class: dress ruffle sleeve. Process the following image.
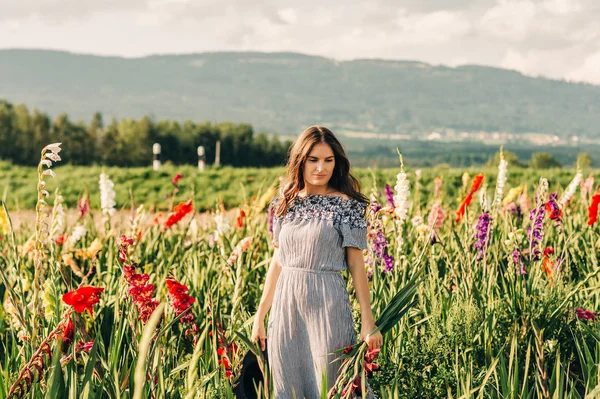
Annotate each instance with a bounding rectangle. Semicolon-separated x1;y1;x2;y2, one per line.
339;199;368;250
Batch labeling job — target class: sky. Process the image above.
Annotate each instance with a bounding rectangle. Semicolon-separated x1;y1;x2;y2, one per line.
1;0;600;84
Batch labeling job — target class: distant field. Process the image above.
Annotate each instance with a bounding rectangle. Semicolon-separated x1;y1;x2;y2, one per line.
0;161;590;211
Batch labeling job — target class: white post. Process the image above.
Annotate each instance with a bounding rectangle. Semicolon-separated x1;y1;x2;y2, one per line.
197;146;205;172
214;140;221;167
152;143;161;171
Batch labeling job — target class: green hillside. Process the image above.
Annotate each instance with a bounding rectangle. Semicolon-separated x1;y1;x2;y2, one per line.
1;49;600;138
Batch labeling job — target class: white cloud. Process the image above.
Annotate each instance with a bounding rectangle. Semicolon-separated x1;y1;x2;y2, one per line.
0;0;600;84
568;49;600;84
542;0;582;15
395;10;471;45
480;0;537;41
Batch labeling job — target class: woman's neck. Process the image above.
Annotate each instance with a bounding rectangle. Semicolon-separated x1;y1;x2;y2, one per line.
300;183;334;196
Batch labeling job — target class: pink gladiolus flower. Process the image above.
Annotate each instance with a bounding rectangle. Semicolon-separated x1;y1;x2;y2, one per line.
576;308;597;321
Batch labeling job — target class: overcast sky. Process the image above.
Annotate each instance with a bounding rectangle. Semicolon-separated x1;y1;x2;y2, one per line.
1;0;600;84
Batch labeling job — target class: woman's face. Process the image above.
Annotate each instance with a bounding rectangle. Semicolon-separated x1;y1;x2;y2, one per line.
303;142;335;189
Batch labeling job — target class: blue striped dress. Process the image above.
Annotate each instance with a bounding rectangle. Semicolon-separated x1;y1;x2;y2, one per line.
267;194;376;398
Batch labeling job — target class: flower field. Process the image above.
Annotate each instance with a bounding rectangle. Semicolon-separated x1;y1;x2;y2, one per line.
0;145;600;398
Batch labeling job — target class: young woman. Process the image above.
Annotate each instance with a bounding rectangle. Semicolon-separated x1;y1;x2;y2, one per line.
251;126;382;398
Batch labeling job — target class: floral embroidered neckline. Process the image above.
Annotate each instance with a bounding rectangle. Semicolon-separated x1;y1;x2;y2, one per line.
296;193;362;204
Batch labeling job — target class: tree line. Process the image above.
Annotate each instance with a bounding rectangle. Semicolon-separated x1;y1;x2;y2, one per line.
0;99;292;167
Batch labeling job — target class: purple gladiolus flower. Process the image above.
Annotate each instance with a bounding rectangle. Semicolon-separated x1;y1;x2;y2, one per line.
473;212;491;262
385;185;395;208
383;253;394;273
367;222;395;274
513;248;526;275
371;198;382;215
528;205;545;261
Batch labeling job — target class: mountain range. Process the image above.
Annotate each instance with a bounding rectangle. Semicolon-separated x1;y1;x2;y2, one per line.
1;49;600;140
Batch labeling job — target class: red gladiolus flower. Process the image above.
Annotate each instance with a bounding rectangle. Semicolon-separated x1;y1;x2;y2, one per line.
55;234;69;246
456;174;484;222
172;173;183;186
78;196;90;218
545;201;562;221
118;235;134;264
343;345;353;354
588;192;600;226
61;316;74;353
76;340;94;352
166;277;198;337
236;209;246;228
62;286;104;315
364;347;381;377
543;247;555;256
164;201;194;229
576;308;597;321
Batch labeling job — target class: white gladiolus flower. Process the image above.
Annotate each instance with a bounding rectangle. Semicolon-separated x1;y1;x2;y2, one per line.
537;177;549;204
99;173;117;217
411;215;423;227
45;152;61;162
559;171;583;209
51;195;65;239
479;187;489;210
68;225;87;247
393;171;410;221
494;158;508;206
42;169;56;178
189;218;199;240
40;159;52;168
214;213;232;239
43;143;62;154
41;190;50;198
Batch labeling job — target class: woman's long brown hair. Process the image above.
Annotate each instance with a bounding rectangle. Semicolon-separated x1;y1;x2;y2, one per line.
274;126;368;217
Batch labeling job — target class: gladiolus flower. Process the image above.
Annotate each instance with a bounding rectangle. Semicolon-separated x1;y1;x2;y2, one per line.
78;195;90;218
434;177;443;198
456;174;484;222
62;286;104;315
99;173;117;218
236;209;246;228
164;200;194;229
393;172;410;221
226;237;253;265
172;173;183;186
576;308;597;321
54;234;69;246
473;213;491;262
559;171;583;209
384;185;395;208
76;340;95;352
543;247;555;257
588;191;600;226
166;277;199;337
541;257;555;281
528;205;545;261
61;316;74;353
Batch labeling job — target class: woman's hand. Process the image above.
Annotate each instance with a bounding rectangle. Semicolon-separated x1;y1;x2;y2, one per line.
251;316;267;351
360;322;383;351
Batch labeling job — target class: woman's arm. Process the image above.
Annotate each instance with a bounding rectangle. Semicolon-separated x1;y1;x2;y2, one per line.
346;247;383;350
252;247;282;350
256;247;283;319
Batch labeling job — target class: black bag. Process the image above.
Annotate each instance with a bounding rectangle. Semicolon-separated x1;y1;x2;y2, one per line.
233;348;269;399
